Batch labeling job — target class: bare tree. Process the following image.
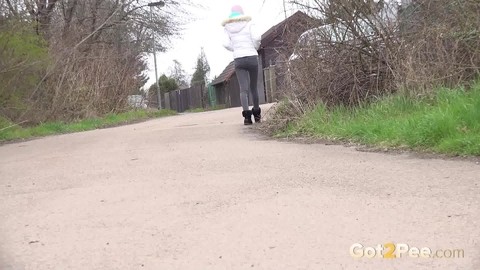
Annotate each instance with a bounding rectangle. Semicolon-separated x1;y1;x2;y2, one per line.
169;60;189;88
22;0;59;35
1;0;191;123
4;0;18;16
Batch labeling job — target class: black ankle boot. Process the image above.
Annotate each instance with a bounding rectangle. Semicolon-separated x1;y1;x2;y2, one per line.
242;110;253;125
252;107;261;123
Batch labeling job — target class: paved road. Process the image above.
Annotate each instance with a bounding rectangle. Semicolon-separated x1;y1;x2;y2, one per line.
1;105;479;270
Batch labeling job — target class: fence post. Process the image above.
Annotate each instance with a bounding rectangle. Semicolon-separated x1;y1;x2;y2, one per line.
270;66;276;101
257;57;266;104
264;67;271;103
164;92;170;110
208;84;216;108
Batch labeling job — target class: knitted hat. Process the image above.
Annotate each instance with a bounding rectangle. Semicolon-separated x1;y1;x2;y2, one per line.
229;5;244;19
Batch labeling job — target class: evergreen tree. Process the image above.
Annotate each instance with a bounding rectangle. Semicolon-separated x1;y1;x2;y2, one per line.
191;48;210;86
148;74;178;95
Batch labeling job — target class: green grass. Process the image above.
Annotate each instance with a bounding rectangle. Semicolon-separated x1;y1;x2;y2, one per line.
185;105;226;113
0;109;176;142
210;104;227;110
185;108;207;113
281;81;480;156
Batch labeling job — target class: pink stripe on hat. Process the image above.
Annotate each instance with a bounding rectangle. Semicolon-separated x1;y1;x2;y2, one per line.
231;5;244;15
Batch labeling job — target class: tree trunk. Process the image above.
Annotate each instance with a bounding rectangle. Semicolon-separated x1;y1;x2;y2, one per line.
24;0;59;36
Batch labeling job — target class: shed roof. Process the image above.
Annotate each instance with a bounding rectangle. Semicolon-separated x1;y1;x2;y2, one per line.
260;11;314;48
211;61;235;86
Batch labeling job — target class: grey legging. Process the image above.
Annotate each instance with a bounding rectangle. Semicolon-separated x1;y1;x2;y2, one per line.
234;56;259;111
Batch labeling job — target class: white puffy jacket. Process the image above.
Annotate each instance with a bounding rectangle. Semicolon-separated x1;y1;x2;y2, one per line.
222;16;261;59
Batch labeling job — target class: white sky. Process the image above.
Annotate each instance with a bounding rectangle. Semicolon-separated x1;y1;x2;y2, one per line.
145;0;295;87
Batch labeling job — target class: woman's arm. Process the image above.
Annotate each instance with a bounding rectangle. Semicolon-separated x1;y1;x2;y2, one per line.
250;22;261;50
223;29;233;51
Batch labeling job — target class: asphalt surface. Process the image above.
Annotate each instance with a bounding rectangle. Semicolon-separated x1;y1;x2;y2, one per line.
1;104;479;270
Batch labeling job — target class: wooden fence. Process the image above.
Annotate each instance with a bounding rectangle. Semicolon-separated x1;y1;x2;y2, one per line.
164;85;205;112
263;65;277;103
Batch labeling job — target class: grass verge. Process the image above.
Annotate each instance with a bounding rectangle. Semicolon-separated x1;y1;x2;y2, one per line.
185;108;207;113
185;105;227;113
280;81;480;156
0;109;176;142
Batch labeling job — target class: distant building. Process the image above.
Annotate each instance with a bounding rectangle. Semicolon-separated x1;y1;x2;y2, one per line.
210;61;241;107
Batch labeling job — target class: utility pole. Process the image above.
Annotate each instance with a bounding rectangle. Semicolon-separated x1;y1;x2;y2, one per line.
148;1;165;110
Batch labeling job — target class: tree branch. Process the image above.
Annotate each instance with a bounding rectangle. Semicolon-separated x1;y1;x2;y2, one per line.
5;0;18;16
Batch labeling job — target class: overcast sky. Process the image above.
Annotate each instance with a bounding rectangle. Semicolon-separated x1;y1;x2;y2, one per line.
144;0;295;87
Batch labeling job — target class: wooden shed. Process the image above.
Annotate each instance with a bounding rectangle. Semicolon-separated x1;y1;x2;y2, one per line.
211;62;238;107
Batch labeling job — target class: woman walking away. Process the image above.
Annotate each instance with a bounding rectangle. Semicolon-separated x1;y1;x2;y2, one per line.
222;5;262;125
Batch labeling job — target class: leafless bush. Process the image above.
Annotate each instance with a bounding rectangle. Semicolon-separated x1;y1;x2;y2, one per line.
2;0;189;124
33;47;146;120
395;0;480;94
282;0;479;113
282;0;399;110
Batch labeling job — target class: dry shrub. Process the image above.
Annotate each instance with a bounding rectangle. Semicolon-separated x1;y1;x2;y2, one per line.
1;0;186;124
396;0;480;93
32;45;146;121
22;0;156;122
260;97;305;135
281;0;400;112
280;0;480;116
